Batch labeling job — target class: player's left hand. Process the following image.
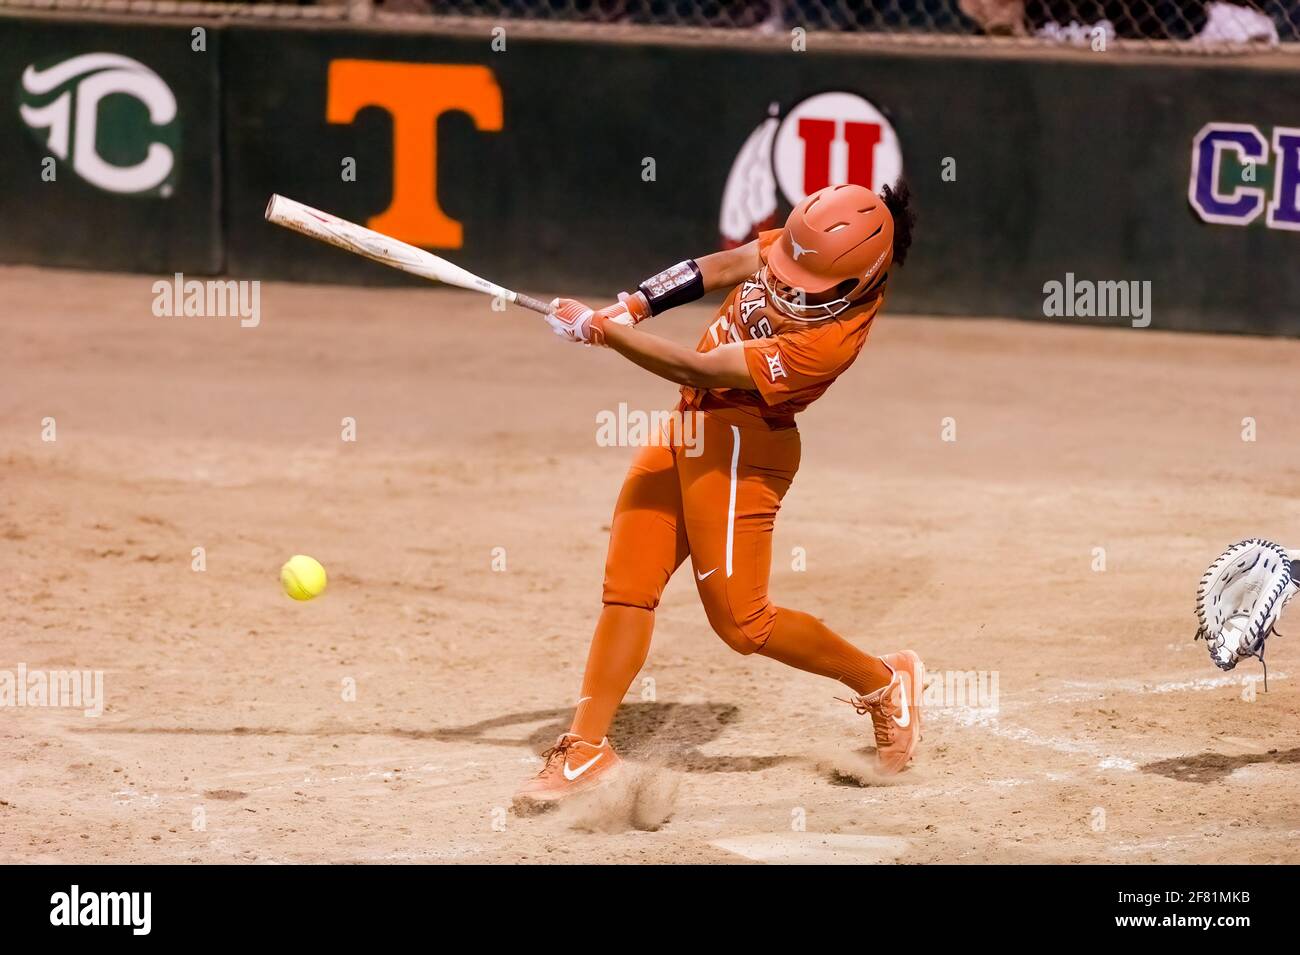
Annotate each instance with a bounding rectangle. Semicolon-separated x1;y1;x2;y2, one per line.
545;298;597;343
546;298;632;345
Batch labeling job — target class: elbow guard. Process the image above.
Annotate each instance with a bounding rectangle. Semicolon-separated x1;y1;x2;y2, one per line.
637;260;704;316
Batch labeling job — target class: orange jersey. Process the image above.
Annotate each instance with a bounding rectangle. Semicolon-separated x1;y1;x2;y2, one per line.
680;230;881;429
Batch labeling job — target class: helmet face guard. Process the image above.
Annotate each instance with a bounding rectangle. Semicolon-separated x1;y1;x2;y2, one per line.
761;266;855;322
762;183;895;322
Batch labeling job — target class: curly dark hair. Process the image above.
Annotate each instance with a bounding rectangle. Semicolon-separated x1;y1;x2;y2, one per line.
880;179;915;267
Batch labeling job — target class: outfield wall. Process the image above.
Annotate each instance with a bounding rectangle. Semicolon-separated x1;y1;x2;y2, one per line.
2;13;1298;334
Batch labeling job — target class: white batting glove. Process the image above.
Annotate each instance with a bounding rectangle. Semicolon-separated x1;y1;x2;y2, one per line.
545;298;597;343
545;298;634;345
602;299;635;329
616;290;652;325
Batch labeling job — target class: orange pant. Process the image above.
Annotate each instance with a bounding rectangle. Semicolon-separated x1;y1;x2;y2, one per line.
602;411;801;654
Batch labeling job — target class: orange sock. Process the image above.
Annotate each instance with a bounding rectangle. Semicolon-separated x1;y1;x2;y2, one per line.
570;604;654;743
756;607;892;695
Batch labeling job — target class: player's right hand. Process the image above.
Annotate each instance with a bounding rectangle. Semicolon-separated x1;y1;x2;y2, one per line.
616;290;652;325
596;299;635;331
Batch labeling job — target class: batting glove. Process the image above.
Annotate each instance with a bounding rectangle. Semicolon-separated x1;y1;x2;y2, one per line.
616;290;653;325
545;298;598;344
545;298;633;345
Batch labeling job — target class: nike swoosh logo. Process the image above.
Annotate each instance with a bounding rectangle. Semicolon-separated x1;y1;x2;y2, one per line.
696;568;718;581
563;752;604;781
892;678;911;729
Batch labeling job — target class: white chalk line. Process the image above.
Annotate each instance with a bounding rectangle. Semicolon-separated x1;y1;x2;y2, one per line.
928;706;1149;771
1044;670;1284;704
924;668;1288;771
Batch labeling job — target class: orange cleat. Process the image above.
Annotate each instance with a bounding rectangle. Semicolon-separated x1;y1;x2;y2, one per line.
513;733;623;811
843;650;924;775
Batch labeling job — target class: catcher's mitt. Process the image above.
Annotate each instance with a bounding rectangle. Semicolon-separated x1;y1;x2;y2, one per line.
1194;538;1297;687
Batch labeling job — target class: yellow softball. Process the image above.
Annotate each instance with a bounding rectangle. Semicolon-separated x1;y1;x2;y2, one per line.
280;554;327;601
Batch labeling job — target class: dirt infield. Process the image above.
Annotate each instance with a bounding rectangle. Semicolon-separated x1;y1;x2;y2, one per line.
2;264;1298;864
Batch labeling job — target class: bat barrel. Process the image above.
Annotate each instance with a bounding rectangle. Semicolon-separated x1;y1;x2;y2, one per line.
264;193;549;313
264;194;283;221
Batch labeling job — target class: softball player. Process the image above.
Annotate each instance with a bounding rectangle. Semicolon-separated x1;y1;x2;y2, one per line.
516;182;919;807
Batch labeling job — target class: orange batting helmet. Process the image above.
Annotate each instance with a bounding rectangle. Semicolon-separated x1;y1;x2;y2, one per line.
763;183;894;321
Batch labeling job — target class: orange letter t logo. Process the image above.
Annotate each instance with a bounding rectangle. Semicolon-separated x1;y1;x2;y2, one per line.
327;60;502;248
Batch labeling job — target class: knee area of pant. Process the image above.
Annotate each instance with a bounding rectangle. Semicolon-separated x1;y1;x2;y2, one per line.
600;590;660;612
602;563;667;610
706;613;770;655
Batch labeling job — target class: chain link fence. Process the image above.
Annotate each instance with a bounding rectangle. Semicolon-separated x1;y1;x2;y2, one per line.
397;0;1295;48
395;0;1293;45
2;0;1297;52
